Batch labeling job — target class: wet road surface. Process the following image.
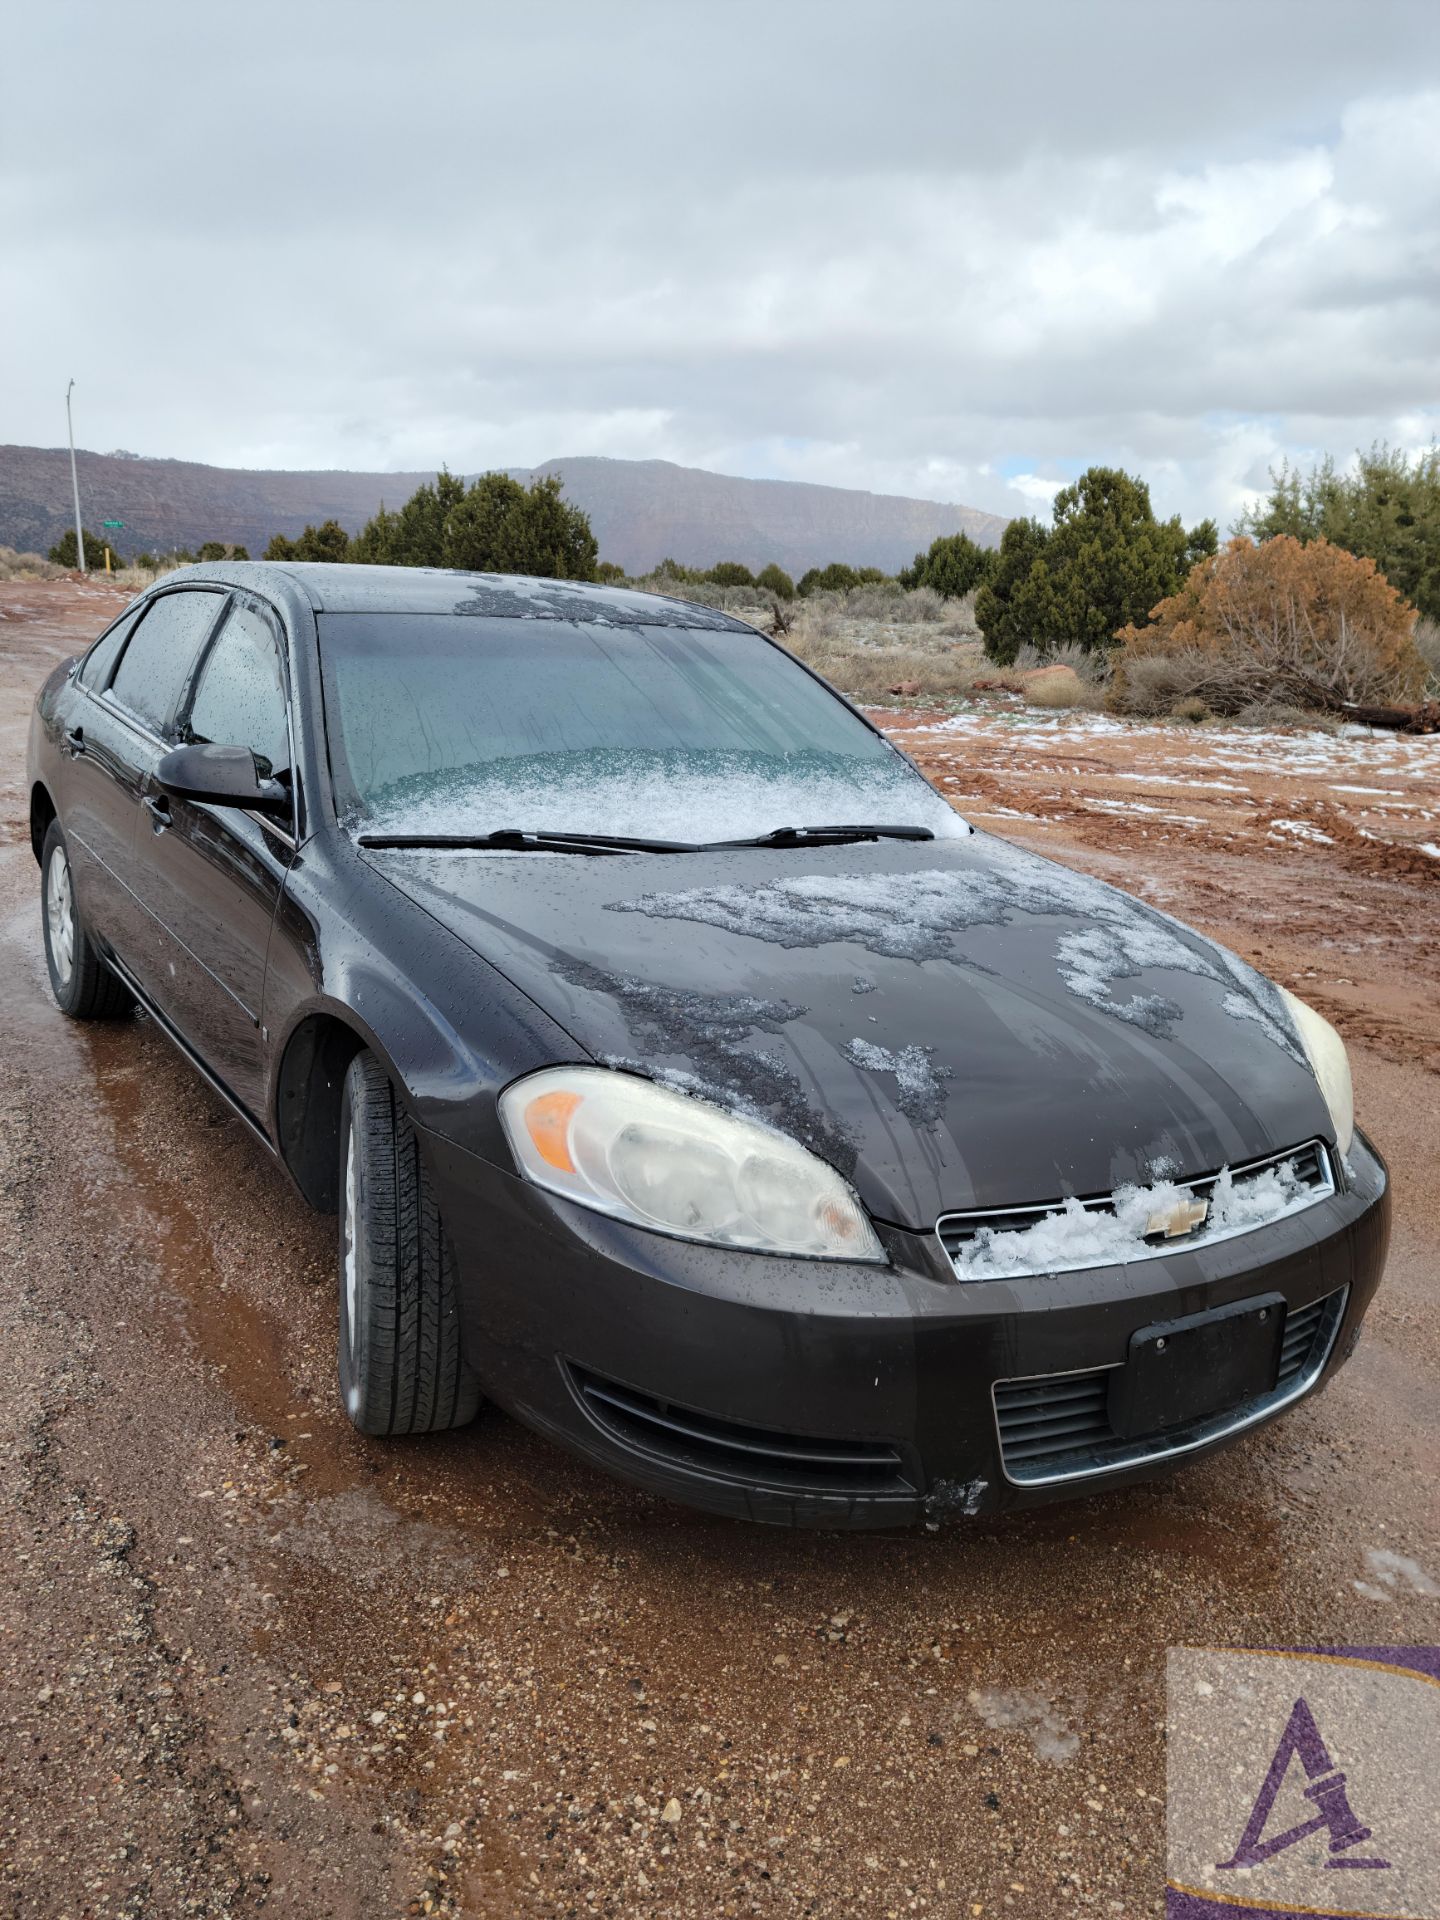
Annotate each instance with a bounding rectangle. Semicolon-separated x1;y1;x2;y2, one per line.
2;583;1437;1918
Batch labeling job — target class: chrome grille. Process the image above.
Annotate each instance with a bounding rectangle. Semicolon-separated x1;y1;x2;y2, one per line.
993;1285;1348;1486
938;1140;1334;1279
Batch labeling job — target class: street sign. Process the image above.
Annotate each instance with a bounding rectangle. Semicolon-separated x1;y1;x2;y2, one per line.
102;519;124;528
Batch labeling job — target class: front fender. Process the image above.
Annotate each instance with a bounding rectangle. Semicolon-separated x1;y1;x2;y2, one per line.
27;660;75;861
264;837;590;1173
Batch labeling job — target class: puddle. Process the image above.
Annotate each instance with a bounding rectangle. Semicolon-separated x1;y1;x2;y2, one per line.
74;1019;358;1486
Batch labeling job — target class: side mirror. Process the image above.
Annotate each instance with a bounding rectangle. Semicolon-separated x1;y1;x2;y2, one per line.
156;743;291;818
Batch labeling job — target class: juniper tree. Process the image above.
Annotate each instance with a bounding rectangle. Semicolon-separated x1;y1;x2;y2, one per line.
1237;442;1440;621
976;467;1216;663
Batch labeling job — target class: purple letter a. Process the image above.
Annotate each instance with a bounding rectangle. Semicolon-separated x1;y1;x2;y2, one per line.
1217;1696;1390;1872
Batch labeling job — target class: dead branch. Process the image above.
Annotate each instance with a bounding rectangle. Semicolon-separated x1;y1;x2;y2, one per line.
1335;700;1440;734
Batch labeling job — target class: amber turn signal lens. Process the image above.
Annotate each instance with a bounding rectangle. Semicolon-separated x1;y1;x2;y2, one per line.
524;1089;582;1172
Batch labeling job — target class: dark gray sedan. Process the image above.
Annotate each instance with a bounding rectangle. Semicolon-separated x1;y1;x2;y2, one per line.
26;563;1388;1526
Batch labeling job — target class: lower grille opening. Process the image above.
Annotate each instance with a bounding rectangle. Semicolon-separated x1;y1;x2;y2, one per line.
992;1372;1112;1469
569;1366;915;1496
1277;1293;1330;1383
994;1286;1348;1486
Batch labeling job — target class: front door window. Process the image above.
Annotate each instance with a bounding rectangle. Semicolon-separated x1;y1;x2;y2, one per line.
184;601;290;781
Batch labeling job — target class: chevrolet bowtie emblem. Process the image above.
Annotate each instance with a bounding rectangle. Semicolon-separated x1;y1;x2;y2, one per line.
1145;1196;1210;1239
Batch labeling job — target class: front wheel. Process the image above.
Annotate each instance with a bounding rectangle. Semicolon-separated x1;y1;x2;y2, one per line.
40;820;133;1020
337;1052;482;1436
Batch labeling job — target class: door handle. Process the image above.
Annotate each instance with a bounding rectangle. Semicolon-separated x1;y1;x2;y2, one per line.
144;793;172;831
63;727;85;757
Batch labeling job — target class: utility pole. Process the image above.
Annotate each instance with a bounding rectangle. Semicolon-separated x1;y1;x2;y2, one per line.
65;379;86;573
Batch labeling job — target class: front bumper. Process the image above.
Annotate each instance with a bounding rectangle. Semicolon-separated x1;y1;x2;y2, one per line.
426;1127;1390;1529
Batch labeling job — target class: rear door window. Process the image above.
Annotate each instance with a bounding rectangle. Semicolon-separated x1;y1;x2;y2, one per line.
183;602;290;779
108;590;225;735
78;604;144;689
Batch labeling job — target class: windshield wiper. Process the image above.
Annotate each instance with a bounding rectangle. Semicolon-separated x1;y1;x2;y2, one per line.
357;828;695;855
357;822;937;856
706;823;935;849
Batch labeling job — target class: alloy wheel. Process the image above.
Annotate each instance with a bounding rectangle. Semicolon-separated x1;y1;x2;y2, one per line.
45;844;75;990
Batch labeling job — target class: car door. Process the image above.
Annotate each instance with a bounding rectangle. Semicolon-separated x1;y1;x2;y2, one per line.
58;601;151;948
130;593;297;1118
63;588;227;978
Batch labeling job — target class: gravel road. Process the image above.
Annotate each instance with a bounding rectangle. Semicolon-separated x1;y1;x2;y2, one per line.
2;581;1436;1919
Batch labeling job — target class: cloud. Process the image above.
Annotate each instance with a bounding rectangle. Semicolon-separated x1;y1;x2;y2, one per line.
1006;475;1068;510
2;1;1437;533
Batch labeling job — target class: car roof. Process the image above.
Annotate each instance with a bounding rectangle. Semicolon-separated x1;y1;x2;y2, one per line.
149;561;757;632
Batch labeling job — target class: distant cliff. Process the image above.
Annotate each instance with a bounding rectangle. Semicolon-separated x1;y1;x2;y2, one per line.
0;446;1006;576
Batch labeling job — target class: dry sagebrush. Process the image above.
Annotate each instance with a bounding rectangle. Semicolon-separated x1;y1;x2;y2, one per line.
0;547;68;582
1110;535;1427;716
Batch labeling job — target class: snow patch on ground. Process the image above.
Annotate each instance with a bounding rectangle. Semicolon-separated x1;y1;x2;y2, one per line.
904;713;1440;786
1108;772;1250;792
926;711;1131;742
967;1688;1079;1766
1269;819;1336;845
1354;1548;1440;1601
949;1155;1318;1279
1085;796;1201;821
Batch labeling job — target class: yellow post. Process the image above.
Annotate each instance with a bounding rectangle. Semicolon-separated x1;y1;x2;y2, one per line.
104;546;112;574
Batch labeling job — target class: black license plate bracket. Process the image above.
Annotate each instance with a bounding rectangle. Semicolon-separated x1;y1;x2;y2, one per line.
1108;1292;1286;1439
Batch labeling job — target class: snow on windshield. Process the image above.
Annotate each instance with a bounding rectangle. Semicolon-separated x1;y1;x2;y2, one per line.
357;748;969;845
323;614;970;843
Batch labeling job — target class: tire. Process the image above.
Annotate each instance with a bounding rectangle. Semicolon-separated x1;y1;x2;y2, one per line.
40;819;133;1020
337;1052;482;1436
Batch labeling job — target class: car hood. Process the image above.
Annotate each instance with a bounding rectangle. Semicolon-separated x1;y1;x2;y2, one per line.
366;833;1331;1230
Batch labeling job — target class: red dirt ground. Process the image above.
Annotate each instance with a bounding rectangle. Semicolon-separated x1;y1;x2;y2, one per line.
1;580;1435;1920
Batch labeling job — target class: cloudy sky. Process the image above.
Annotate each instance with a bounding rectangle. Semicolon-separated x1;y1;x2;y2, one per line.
5;1;1438;528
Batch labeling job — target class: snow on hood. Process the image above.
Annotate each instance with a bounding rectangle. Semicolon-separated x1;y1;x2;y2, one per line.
842;1038;952;1125
368;830;1331;1225
547;955;861;1175
608;838;1305;1057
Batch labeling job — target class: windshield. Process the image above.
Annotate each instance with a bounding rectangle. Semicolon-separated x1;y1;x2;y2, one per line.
318;613;965;843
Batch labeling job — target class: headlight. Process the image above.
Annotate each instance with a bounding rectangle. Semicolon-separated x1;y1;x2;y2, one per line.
499;1067;885;1262
1279;987;1354;1156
